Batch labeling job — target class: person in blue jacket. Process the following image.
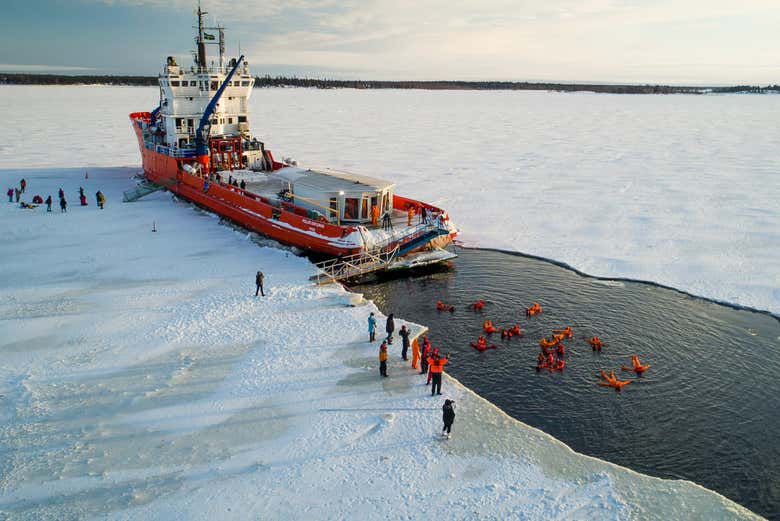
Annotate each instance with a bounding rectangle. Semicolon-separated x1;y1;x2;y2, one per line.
368;312;377;342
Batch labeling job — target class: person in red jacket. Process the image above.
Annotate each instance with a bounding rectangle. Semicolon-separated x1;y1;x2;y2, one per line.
427;353;449;396
419;337;431;375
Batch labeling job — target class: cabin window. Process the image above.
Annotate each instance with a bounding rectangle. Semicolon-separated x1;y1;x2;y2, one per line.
238;116;247;122
228;117;233;124
211;81;218;90
171;81;180;87
190;81;196;86
176;118;183;127
343;198;359;220
381;192;389;212
188;119;194;127
329;198;338;221
361;197;369;219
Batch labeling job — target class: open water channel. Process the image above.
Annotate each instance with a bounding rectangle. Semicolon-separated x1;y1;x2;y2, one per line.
351;247;780;520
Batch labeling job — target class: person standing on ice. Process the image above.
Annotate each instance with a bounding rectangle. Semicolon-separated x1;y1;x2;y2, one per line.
60;197;67;213
411;337;420;369
239;179;246;190
58;188;64;201
399;324;410;361
79;187;85;198
19;178;26;193
6;188;13;202
442;399;455;437
368;312;377;342
385;313;395;344
96;191;105;209
14;188;21;203
379;341;388;377
427;352;449;396
45;195;52;212
255;271;265;296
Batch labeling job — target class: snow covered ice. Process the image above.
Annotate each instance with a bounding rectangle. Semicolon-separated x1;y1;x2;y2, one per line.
0;85;774;519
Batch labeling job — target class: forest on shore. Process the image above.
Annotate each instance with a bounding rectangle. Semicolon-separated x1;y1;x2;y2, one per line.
2;73;778;95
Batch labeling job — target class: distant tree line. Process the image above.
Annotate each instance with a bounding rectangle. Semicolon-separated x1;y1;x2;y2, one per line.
1;73;778;95
0;73;158;86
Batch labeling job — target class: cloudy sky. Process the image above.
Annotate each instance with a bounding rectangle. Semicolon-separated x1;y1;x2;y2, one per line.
1;0;778;84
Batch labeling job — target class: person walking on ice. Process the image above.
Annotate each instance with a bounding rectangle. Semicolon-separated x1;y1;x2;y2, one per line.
96;191;105;209
442;399;455;438
6;188;12;202
399;324;410;360
385;313;395;345
255;270;265;296
45;195;52;212
368;312;377;342
379;341;388;377
60;197;68;212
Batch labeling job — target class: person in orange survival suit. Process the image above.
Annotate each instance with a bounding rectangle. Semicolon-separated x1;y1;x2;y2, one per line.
407;204;415;226
371;204;380;226
427;352;449;396
379;341;388;377
411;337;421;369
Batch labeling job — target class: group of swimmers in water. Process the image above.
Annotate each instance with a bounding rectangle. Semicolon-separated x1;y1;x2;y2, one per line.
433;297;651;392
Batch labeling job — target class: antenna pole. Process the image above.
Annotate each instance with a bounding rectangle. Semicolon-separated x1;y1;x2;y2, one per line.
197;3;207;71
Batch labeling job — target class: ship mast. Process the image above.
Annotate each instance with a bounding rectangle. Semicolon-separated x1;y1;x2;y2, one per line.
196;3;207;71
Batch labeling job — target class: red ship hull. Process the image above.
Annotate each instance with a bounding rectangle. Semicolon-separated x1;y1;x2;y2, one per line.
130;112;454;257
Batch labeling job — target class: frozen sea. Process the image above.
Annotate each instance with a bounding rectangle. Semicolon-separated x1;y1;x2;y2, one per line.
0;85;776;519
1;85;778;316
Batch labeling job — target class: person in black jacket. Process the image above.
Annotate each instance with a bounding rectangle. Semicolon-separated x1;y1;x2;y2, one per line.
255;271;265;296
399;325;410;360
385;313;395;344
442;399;455;437
45;195;52;212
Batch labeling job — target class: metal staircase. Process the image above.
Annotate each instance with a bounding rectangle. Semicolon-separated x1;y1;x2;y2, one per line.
311;222;452;285
311;246;400;285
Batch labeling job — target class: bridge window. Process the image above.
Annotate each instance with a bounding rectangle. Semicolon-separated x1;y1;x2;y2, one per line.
171;81;180;87
241;81;250;86
211;81;218;90
238;116;247;122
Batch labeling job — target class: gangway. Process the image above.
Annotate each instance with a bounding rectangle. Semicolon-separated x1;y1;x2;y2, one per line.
311;221;453;285
311;245;400;285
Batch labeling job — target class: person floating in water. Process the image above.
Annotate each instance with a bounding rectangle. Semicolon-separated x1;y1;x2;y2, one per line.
483;319;497;334
470;336;496;351
622;355;650;376
598;370;631;391
436;300;455;312
470;299;485;311
587;336;604;352
526;302;542;317
553;326;573;339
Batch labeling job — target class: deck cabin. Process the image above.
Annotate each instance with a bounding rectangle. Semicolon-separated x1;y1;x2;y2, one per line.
273;168;395;225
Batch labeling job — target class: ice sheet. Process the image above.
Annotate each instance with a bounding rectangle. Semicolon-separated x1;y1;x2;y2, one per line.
0;166;760;519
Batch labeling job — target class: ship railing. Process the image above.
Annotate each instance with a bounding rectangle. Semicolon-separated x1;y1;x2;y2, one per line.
153;144;197;157
369;221;445;252
311;245;400;285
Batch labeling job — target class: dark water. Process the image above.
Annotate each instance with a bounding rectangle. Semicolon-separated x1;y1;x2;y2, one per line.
350;248;780;520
